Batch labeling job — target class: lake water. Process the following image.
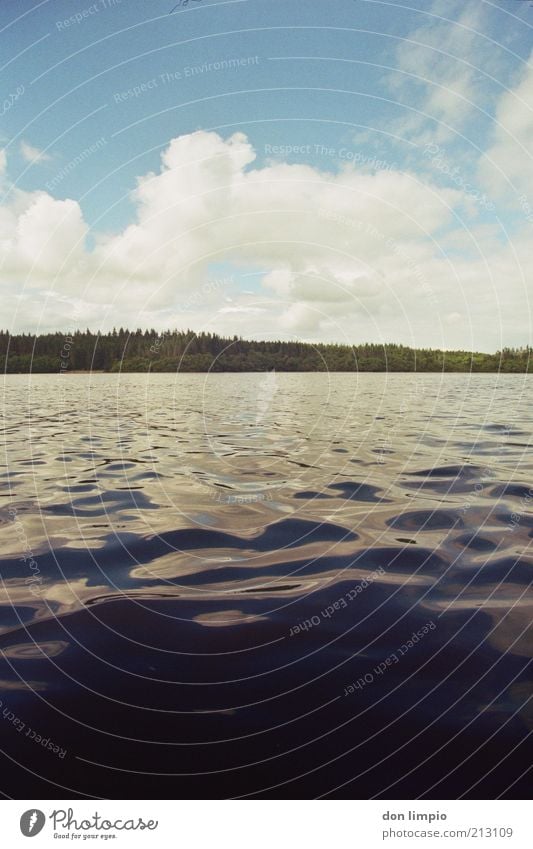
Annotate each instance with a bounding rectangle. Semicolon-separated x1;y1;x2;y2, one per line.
0;372;532;799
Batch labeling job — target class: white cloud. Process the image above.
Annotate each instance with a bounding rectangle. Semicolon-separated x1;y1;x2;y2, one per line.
0;130;530;349
389;0;507;144
478;52;533;198
0;190;87;282
84;130;464;338
281;303;324;333
20;141;51;164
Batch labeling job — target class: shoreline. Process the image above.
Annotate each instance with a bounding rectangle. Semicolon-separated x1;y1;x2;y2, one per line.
5;369;531;375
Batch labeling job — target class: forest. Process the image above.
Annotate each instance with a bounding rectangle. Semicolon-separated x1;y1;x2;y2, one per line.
0;328;531;373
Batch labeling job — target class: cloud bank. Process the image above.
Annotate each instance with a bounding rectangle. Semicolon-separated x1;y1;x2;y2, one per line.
0;119;531;350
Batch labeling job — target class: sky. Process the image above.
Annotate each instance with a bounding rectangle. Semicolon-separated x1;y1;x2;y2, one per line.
1;0;533;351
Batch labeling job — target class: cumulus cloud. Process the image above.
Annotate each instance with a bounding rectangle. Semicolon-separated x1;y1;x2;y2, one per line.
1;190;87;281
0;130;530;349
86;129;470;340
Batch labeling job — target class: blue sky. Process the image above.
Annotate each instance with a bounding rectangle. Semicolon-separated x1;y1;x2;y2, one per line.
1;0;533;350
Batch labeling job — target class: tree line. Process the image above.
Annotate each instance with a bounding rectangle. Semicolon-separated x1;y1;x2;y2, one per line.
0;328;531;373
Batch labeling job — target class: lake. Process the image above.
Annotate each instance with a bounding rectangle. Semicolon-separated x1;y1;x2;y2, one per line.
0;372;532;798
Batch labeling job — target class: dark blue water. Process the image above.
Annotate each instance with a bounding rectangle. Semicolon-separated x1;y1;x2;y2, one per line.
0;372;532;798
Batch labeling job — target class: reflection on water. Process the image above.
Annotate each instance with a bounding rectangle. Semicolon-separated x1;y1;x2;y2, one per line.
0;372;532;798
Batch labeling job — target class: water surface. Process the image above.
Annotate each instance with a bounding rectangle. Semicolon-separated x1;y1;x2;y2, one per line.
0;372;532;798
